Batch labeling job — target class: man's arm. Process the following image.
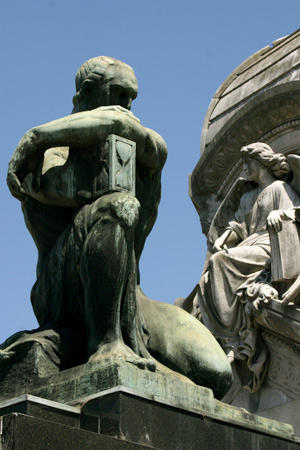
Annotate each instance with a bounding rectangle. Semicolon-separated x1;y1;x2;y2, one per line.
7;109;167;201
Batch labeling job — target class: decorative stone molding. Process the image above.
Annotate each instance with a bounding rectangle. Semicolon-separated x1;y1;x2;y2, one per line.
191;84;300;231
254;303;300;344
193;90;300;199
260;119;300;143
262;329;300;357
262;330;300;400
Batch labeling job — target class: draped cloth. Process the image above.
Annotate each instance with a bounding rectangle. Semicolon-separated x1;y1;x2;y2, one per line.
29;192;149;368
198;180;300;391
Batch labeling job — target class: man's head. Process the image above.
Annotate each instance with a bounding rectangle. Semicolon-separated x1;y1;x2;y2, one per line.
72;56;138;113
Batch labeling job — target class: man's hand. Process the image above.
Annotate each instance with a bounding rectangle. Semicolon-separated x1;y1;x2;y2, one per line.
7;171;26;201
96;105;140;123
7;129;40;202
267;210;284;233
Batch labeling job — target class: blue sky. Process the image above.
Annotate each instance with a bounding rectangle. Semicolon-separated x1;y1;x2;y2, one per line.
1;0;300;343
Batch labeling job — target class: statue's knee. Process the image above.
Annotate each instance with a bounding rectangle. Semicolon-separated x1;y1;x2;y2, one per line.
89;192;140;231
209;251;225;270
108;193;140;229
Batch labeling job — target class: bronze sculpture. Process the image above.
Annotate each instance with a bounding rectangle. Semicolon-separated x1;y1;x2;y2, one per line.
5;57;232;399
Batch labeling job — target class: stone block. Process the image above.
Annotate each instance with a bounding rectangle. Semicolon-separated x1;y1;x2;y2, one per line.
0;390;300;450
0;413;154;450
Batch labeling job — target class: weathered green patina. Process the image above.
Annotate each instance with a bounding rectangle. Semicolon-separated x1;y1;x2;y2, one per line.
4;57;232;401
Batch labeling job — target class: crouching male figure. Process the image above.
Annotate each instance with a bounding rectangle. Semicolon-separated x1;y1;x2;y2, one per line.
6;57;232;399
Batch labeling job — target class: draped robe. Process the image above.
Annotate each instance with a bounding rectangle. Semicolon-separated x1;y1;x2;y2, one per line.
199;180;300;354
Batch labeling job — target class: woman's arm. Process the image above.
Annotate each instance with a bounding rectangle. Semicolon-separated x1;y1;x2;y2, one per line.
213;229;240;253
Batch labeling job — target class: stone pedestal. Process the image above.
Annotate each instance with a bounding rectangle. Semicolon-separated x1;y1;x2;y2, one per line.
0;388;299;450
0;360;299;449
0;410;152;450
222;300;300;436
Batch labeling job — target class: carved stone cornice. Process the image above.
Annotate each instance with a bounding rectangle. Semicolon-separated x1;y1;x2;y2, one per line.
261;329;300;356
192;85;300;201
191;83;300;231
260;118;300;142
254;301;300;345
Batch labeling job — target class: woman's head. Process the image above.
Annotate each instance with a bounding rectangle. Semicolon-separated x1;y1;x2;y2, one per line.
241;142;290;178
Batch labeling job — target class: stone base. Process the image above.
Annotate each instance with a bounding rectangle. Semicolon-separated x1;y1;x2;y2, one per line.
223;301;300;436
25;357;216;409
1;358;299;448
0;357;296;436
0;389;300;450
0;411;154;450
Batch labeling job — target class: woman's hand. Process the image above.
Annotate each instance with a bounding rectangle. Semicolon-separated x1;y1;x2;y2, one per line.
213;229;239;253
267;210;284;233
213;235;228;253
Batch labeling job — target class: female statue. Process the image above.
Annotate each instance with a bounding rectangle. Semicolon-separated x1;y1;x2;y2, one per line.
198;142;300;389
